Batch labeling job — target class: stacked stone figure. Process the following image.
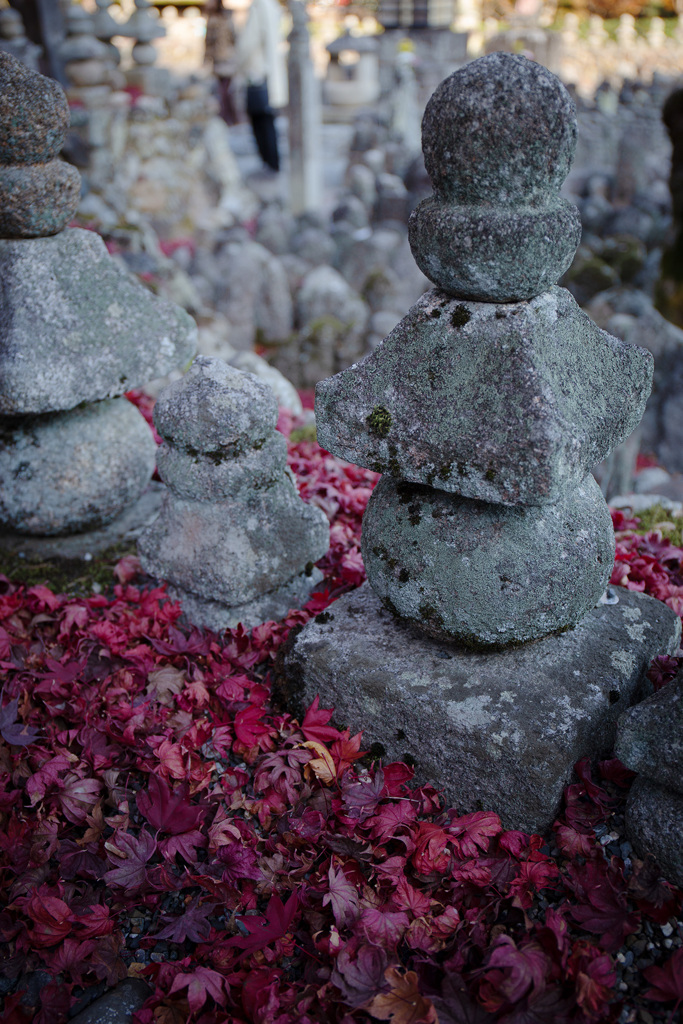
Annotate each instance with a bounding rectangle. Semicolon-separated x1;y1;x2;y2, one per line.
0;52;195;536
284;54;681;832
138;357;330;631
615;677;683;886
316;53;652;647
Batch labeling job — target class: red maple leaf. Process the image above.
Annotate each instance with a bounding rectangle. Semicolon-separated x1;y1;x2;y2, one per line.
136;775;206;834
643;948;683;1016
301;695;342;743
104;829;157;892
322;863;360;929
566;860;639;951
168;964;228;1013
24;889;74;947
226;890;299;960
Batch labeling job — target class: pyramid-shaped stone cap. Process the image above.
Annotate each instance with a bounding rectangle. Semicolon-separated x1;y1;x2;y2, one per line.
0;229;197;414
0;52;70;165
316;287;653;506
153;356;278;457
615;674;683;795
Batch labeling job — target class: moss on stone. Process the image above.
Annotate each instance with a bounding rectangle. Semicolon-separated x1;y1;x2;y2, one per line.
366;405;392;438
451;304;471;328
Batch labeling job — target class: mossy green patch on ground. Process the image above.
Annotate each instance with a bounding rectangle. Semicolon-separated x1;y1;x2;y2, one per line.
631;503;683;548
289;423;317;444
0;540;138;596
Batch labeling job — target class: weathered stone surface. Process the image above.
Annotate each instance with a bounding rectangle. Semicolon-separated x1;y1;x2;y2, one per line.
615;675;683;793
170;567;325;632
69;979;152;1024
409;196;581;303
625;777;683;887
0;52;70;165
0;398;156;536
362;473;614;646
156;433;288;502
0;229;197;414
0;483;165;559
409;54;581;301
420;54;577;206
316;287;652;507
0;160;80;238
138;481;329;607
280;584;681;832
153;357;277;456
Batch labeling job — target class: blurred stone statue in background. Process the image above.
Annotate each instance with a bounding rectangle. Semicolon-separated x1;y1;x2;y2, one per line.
204;0;238;126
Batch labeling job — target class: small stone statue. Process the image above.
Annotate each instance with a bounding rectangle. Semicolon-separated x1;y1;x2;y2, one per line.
138;357;330;631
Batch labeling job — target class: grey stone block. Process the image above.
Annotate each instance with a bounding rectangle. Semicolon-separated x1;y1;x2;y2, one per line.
0;161;80;238
153;356;278;457
362;473;614;647
316;288;652;507
170;567;325;632
155;433;288;502
281;583;680;833
408;196;581;302
420;53;577;207
69;980;152;1024
0;398;156;536
0;52;70;165
615;675;683;794
138;481;329;607
0;229;197;415
625;777;683;888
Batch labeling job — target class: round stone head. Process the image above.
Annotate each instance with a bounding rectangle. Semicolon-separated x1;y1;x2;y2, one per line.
408;53;582;301
421;51;577;207
0;51;70;165
153;355;278;457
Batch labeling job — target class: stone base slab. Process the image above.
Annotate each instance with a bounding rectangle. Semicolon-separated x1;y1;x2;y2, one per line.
280;583;680;833
625;777;683;888
169;568;325;633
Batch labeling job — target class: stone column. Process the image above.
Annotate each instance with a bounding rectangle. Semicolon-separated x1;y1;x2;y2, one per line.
287;0;322;217
282;54;681;833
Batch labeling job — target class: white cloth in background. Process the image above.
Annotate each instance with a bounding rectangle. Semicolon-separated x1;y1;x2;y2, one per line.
236;0;288;109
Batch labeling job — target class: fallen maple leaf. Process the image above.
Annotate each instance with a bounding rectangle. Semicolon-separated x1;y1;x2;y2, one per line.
367;968;438;1024
323;863;360;929
168;965;228;1013
104;829;157;892
643;948;683;1016
226;890;299;960
0;692;39;746
137;775;206;834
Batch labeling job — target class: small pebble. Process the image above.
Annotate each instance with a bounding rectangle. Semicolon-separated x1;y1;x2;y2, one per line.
661;922;673;937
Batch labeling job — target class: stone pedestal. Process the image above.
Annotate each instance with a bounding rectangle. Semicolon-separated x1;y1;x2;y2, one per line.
282;583;680;833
